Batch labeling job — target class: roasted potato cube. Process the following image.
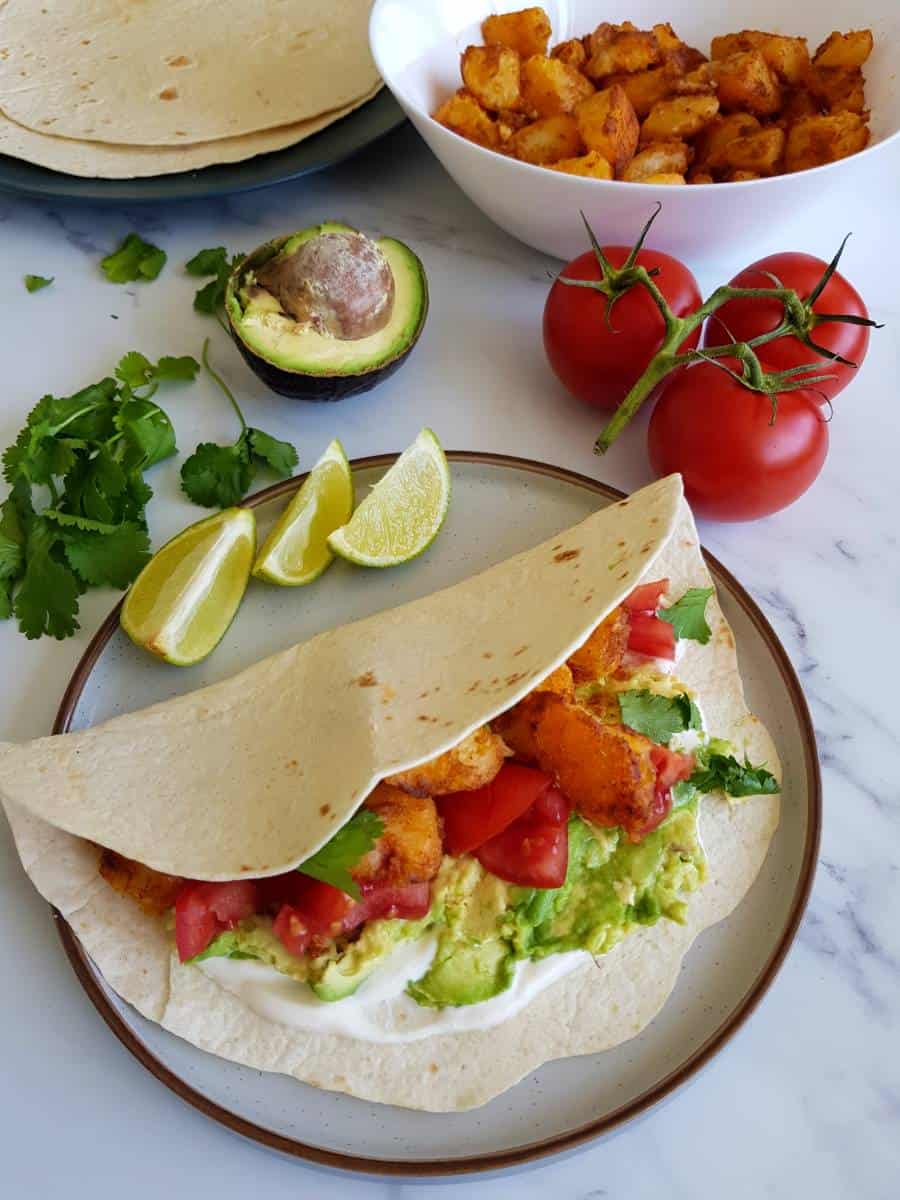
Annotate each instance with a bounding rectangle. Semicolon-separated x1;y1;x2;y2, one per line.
640;94;719;142
607;66;674;119
671;63;717;96
551;38;587;71
482;7;551;58
809;67;867;115
461;45;522;113
433;89;501;148
575;85;640;171
724;169;761;181
780;88;821;123
711;31;810;85
693;112;760;169
549;150;614;178
784;111;870;171
651;22;682;58
585;21;638;59
512;113;583;164
586;29;660;80
687;168;714;184
716;50;782;116
813;30;873;70
621;140;691;181
521;53;594;116
709;125;785;175
642;172;686;184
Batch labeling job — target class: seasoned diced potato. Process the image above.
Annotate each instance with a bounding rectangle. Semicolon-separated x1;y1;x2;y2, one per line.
785;111;870;171
708;126;785;174
549;150;614;178
711;31;810;85
671;63;716;95
710;31;765;60
551;38;587;71
607;66;674;119
575;84;640;171
585;21;637;58
693;112;760;169
434;89;500;148
651;23;682;58
687;169;714;184
813;30;873;70
780;88;820;122
621;140;691;181
521;53;594;116
586;29;660;80
716;50;782;116
512;113;583;164
641;93;719;142
809;67;867;115
641;172;686;184
461;45;522;113
482;8;551;58
725;169;761;181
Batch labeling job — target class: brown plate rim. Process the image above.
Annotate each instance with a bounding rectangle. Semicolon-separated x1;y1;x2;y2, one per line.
51;451;821;1178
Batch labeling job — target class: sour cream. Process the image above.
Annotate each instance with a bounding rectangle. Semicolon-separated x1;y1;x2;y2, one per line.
199;937;591;1044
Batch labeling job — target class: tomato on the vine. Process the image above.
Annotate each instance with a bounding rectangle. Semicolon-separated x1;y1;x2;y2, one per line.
647;359;829;521
703;252;870;402
544;246;702;411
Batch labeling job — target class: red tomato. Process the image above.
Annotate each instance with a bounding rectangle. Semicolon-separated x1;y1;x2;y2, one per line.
651;745;695;794
703;252;870;402
273;904;312;957
474;784;569;889
343;881;432;932
544;246;702;411
627;612;675;660
648;359;829;521
438;763;556;855
623;578;669;613
174;880;259;962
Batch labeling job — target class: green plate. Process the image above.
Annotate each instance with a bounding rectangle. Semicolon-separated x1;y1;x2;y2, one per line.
0;91;404;203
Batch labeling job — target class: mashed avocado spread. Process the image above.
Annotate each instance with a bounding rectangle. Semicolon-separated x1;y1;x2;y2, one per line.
197;800;705;1008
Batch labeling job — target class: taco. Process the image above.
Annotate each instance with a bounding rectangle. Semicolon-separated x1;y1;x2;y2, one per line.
0;475;780;1111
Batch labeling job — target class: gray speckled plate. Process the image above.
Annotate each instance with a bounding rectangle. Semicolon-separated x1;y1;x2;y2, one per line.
53;453;819;1177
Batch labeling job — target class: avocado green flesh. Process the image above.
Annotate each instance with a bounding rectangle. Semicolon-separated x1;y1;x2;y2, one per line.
197;804;705;1008
228;229;426;378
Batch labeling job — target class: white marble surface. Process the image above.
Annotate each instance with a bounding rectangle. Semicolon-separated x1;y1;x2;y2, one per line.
1;125;898;1197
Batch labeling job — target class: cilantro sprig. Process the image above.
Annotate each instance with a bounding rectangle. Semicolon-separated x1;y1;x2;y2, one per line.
180;339;297;508
101;233;167;284
690;753;780;798
658;586;714;644
24;274;53;293
297;810;384;900
618;688;702;745
186;246;245;327
0;351;198;639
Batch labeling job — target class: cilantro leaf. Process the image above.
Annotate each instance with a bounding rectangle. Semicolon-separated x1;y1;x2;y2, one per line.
13;521;80;639
659;587;714;644
116;351;199;391
0;492;27;580
101;234;167;284
185;247;228;277
154;355;200;383
186;246;244;315
63;523;151;589
180;436;252;508
0;577;12;620
298;811;384;900
114;395;177;471
690;753;780;798
24;274;53;293
248;427;298;477
618;689;701;745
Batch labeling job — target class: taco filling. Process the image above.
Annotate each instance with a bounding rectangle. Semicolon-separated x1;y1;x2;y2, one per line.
98;578;778;1010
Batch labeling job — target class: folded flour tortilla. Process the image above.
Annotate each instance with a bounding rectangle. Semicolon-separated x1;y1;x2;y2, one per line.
0;475;780;1110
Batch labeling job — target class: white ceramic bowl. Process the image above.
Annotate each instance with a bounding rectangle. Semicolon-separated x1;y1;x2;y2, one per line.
370;0;900;260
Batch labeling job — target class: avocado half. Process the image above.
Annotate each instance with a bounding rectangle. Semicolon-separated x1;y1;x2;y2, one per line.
225;222;428;402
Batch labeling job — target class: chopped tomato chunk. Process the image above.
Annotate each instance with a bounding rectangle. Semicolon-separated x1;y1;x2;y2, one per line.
174;879;259;962
474;781;569;889
273;904;313;956
437;763;556;855
628;745;696;842
343;881;432;932
623;578;669;613
627;611;676;660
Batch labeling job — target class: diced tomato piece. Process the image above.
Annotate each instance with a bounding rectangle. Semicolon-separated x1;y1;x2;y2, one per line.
273;904;313;956
627;611;676;660
651;745;695;793
174;879;259;962
474;782;569;889
297;878;355;933
437;763;556;855
623;578;669;613
343;881;432;932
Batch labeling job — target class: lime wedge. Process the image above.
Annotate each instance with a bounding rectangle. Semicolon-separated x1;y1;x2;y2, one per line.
121;508;256;666
252;439;353;586
327;429;450;568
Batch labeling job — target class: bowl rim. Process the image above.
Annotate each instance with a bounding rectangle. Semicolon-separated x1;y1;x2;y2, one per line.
369;0;899;191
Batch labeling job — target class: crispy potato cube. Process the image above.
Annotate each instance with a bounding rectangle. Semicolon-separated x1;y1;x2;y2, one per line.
651;22;682;57
521;53;594;116
512;113;583;164
549;150;614;178
784;111;870;171
813;30;873;70
725;169;761;181
575;84;640;171
607;66;675;119
621;140;691;181
710;31;764;60
482;8;551;58
461;45;522;113
687;169;714;184
585;21;637;58
780;88;820;122
716;50;782;116
809;67;867;115
671;63;717;96
641;93;719;142
709;126;785;175
551;38;587;71
586;30;660;80
433;89;500;148
641;172;686;184
711;31;810;85
693;112;760;169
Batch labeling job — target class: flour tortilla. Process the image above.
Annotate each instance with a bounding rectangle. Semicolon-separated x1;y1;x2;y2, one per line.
0;0;380;146
0;84;381;179
0;476;780;1110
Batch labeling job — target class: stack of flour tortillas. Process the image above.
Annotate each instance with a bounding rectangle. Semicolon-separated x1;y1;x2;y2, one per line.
0;0;381;178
